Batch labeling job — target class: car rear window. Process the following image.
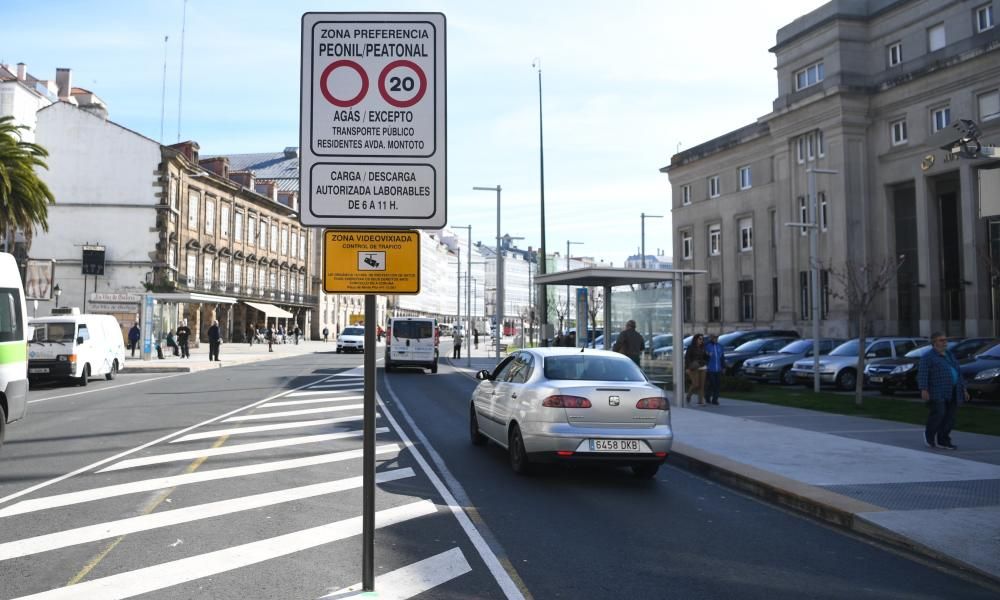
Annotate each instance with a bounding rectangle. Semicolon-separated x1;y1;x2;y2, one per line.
543;355;646;382
393;321;433;339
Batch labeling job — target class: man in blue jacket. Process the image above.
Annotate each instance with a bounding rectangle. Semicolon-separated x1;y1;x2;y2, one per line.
918;332;968;450
704;334;725;406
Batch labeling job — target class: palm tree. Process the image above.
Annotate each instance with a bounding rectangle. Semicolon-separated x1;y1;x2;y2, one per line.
0;116;56;252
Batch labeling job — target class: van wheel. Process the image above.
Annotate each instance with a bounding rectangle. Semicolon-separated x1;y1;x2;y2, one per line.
430;360;438;374
105;361;118;381
470;404;486;446
77;365;90;387
384;359;394;372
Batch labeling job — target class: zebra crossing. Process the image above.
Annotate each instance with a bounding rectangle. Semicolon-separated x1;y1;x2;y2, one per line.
0;371;513;599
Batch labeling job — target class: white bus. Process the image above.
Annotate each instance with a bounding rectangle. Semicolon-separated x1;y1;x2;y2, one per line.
0;253;28;451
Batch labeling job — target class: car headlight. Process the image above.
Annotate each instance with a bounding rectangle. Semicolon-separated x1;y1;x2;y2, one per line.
759;362;773;368
891;364;915;375
974;367;1000;381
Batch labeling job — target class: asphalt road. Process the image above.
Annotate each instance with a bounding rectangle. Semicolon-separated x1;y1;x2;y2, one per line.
0;348;995;599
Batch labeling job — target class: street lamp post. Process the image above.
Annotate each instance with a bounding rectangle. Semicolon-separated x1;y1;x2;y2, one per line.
453;225;472;364
474;185;503;359
566;240;583;343
532;58;548;344
640;213;664;268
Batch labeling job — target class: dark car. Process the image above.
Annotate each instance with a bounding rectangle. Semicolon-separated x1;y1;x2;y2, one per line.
741;338;843;385
723;337;798;375
961;341;1000;401
865;338;992;395
716;329;800;352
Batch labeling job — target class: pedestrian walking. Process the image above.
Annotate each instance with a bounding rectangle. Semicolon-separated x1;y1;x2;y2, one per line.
473;328;479;349
176;320;191;359
207;320;221;361
377;325;384;342
266;325;275;352
918;332;968;450
685;334;708;405
612;319;644;366
128;321;140;357
453;327;463;359
293;325;301;345
166;330;179;356
704;334;725;406
323;326;329;342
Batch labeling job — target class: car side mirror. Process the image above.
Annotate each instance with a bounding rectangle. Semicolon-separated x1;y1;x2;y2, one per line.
77;336;85;345
476;369;492;381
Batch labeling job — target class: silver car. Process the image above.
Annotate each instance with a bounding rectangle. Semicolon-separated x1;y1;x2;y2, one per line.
470;348;673;479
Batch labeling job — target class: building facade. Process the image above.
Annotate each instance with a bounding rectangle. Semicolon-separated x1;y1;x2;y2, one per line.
665;0;1000;338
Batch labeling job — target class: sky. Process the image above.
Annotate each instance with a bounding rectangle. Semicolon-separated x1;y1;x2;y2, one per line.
3;0;828;266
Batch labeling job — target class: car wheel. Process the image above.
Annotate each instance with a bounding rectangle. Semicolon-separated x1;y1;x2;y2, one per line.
77;364;90;387
470;405;486;446
430;360;438;374
508;424;531;475
836;369;856;391
105;361;117;381
336;348;342;354
384;359;394;372
781;367;795;386
631;463;659;479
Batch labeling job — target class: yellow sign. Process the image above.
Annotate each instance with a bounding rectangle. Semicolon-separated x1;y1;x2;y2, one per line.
323;229;420;294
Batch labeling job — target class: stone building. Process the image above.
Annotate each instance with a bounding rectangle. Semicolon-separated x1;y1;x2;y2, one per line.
664;0;1000;338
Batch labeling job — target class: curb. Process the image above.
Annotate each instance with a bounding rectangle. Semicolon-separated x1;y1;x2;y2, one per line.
123;367;191;373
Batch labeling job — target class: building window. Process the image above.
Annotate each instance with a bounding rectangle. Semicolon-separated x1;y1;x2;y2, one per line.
891;118;908;146
770;209;778;248
739;280;754;321
819;192;828;231
888;42;903;66
270;224;278;252
799;271;810;319
772;277;779;315
796;137;805;163
681;185;691;205
708;175;720;198
247;217;256;247
799;196;808;235
681;231;692;260
708;224;721;256
259;220;268;249
976;4;994;32
817;130;825;157
300;235;306;259
219;260;228;288
168;243;177;269
203;255;213;290
931;106;951;133
708;283;721;322
281;227;289;256
270;270;277;290
205;199;215;235
738;166;751;190
187;190;199;229
928;23;946;52
169;176;178;210
739;217;753;251
291;231;298;259
821;269;830;319
234;211;244;242
979;89;1000;121
233;263;242;293
683;285;692;323
794;61;824;91
220;204;230;238
246;265;255;295
806;133;815;160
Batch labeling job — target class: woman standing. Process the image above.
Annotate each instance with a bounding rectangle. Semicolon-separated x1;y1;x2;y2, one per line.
685;334;708;406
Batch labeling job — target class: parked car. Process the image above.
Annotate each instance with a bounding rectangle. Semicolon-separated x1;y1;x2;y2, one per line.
336;326;365;353
590;331;619;349
741;338;843;385
865;337;994;395
791;337;927;390
961;341;1000;401
653;335;695;359
723;337;798;375
385;317;439;373
28;310;126;386
469;348;672;479
716;329;799;352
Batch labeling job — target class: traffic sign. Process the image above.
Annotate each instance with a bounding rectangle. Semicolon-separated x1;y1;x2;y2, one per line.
301;13;446;229
323;229;421;294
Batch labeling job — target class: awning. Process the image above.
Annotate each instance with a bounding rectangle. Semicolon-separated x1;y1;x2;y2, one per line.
152;292;237;304
243;301;294;319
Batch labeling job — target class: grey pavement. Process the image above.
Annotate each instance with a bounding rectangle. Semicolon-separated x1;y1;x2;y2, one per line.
122;337;341;373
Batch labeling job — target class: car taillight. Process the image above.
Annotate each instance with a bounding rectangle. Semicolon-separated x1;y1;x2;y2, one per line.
434;329;439;346
542;395;592;408
386;327;391;346
636;397;669;410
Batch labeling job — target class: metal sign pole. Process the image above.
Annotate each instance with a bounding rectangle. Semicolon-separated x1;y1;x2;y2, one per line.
362;294;376;590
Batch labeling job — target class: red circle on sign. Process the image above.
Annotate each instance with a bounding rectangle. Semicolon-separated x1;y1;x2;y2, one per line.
319;60;369;108
378;60;428;108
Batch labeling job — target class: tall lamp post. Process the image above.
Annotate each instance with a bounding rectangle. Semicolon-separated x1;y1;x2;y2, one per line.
640;213;663;268
532;58;548;344
566;240;584;341
474;185;502;359
452;225;472;349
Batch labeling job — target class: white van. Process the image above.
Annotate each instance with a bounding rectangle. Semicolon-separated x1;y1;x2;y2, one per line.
0;253;28;450
384;317;438;373
28;309;126;386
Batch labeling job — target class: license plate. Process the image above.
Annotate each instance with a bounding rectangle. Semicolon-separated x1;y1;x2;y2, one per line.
589;439;640;453
870;376;883;383
744;368;756;375
29;368;49;374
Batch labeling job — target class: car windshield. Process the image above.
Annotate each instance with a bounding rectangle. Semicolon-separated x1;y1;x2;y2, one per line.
543;355;646;382
650;335;672;349
829;340;862;357
977;342;1000;359
31;322;76;343
733;338;772;353
779;340;812;354
392;321;434;339
342;327;364;336
904;345;936;358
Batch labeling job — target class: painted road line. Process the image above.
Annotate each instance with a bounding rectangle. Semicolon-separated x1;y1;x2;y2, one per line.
262;395;364;408
306;382;365;389
222;404;364;422
320;547;472;599
98;427;388;473
26;374;186;404
0;469;415;561
10;500;437;600
287;389;362;397
381;380;526;600
0;445;401;519
171;415;368;442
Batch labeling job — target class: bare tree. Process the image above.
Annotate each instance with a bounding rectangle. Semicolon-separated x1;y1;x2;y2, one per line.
825;255;905;407
554;303;567;337
587;287;604;347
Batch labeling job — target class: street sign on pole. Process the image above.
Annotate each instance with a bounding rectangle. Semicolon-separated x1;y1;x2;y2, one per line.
300;12;447;229
323;229;420;294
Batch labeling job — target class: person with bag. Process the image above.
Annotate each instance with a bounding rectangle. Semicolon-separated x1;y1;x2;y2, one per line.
704;334;725;406
612;319;644;366
685;333;708;406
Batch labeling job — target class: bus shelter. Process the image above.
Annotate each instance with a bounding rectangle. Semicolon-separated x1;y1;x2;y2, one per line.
534;266;705;408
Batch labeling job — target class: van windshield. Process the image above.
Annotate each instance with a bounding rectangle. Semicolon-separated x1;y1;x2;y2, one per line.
0;288;23;342
31;322;76;343
393;321;433;339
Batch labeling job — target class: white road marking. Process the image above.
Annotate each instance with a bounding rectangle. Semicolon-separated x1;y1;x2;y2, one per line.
305;383;365;390
262;395;364;407
320;547;472;599
0;445;400;519
26;374;185;404
287;388;362;397
222;404;364;422
98;428;388;472
0;468;415;562
171;415;367;442
10;500;437;600
379;381;526;599
328;373;364;379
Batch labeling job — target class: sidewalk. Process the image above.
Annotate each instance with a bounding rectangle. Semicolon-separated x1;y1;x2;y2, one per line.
444;343;1000;588
122;338;336;373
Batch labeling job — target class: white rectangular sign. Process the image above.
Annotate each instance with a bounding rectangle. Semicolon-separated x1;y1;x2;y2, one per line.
300;12;446;229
